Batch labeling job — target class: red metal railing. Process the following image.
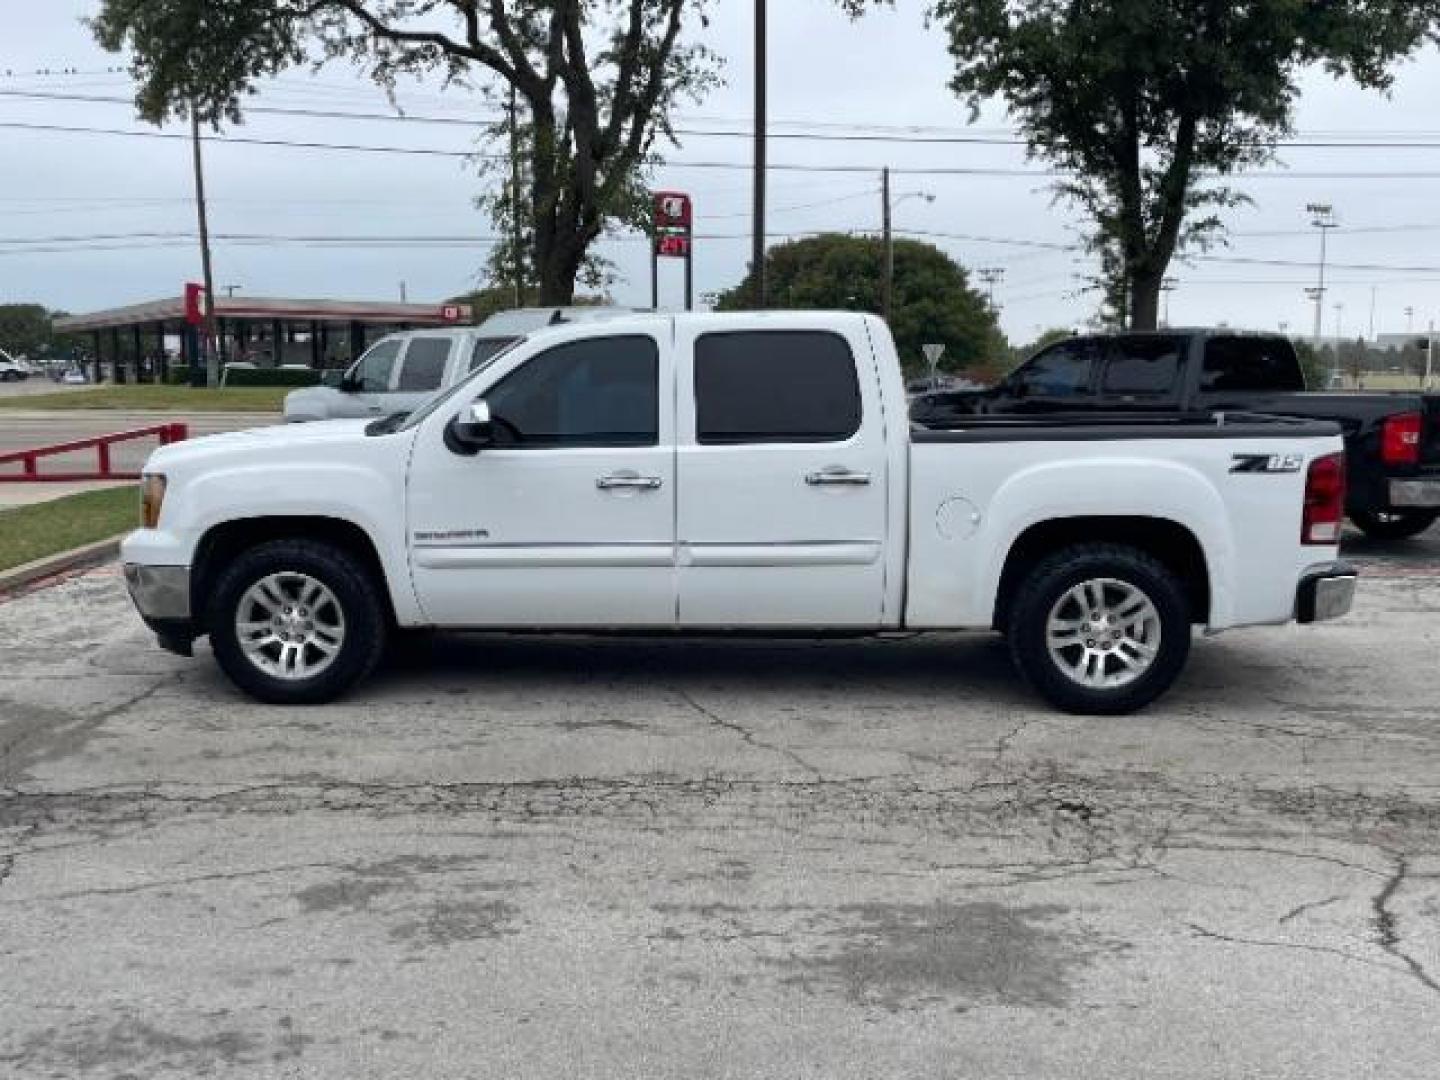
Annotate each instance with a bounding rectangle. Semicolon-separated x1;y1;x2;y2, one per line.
0;424;188;482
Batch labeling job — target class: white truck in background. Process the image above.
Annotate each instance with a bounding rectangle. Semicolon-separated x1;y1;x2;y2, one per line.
282;306;633;422
123;311;1356;714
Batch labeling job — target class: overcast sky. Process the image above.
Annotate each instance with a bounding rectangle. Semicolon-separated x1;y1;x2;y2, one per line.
4;0;1440;344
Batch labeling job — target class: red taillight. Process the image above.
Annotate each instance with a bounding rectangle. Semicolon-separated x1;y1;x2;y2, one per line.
1303;452;1346;545
1381;412;1422;467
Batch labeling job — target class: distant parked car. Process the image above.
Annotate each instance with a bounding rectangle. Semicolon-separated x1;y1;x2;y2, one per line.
283;306;634;423
60;367;90;385
0;350;32;381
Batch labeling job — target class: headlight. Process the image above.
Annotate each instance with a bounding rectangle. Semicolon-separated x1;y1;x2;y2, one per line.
140;474;167;528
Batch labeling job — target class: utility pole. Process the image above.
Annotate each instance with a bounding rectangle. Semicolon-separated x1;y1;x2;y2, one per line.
190;105;219;386
1334;301;1344;341
1369;285;1377;341
509;83;525;308
399;281;408;303
1405;306;1415;334
752;0;768;308
881;167;893;324
979;267;1006;310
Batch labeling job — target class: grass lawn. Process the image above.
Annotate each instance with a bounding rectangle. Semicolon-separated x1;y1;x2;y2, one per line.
0;386;288;412
0;486;137;573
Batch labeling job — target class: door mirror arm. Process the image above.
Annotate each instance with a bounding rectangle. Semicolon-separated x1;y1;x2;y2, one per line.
445;399;495;456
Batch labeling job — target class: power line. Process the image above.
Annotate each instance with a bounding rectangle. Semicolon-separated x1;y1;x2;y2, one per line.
16;87;1440;150
12;118;1440;181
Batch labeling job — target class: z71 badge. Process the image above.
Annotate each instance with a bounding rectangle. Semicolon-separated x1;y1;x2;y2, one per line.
1231;453;1304;474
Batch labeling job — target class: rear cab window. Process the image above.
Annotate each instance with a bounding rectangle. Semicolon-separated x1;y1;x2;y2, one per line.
693;331;862;444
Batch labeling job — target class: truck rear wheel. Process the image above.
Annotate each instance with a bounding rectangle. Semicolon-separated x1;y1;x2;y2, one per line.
208;539;387;705
1007;543;1191;715
1350;510;1438;542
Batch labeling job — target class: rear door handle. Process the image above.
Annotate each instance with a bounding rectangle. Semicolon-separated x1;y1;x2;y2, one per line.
597;472;663;491
805;467;872;486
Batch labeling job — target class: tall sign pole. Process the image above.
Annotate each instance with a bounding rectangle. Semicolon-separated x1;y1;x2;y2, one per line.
752;0;768;308
190;105;219;386
653;192;694;311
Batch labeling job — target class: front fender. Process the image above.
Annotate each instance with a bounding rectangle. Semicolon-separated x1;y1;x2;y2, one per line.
167;461;422;624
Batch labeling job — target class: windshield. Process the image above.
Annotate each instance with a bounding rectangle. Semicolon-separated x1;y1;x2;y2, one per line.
393;335;527;433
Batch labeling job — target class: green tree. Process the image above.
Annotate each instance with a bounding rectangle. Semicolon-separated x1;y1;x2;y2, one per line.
713;233;1005;377
1293;339;1328;390
93;0;718;305
0;304;65;358
850;1;1440;330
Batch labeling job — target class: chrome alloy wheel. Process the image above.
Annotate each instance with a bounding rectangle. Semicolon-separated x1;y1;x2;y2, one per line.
235;572;345;681
1045;578;1162;690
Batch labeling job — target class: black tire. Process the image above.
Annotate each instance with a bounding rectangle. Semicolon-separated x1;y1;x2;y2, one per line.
1350;509;1438;542
1006;543;1191;716
207;539;387;705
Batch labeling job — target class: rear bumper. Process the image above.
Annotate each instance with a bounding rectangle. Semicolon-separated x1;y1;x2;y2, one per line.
1296;563;1358;624
1389;479;1440;509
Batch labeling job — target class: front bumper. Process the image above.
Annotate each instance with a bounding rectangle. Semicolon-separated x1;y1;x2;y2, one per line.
1296;563;1359;624
1389;479;1440;509
123;563;198;656
123;563;190;620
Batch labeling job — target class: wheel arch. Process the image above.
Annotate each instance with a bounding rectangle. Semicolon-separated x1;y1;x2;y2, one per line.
192;515;397;629
992;516;1212;631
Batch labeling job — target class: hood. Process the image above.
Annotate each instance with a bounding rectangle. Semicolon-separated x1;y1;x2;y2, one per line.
144;418;374;475
284;384;345;418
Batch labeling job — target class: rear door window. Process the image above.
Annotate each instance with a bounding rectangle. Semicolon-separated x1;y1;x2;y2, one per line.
395;337;452;392
694;331;861;444
1201;337;1306;393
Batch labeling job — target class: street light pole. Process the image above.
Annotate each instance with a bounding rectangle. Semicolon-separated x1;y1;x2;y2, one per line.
882;185;934;326
1307;202;1337;351
752;0;768;308
881;167;893;325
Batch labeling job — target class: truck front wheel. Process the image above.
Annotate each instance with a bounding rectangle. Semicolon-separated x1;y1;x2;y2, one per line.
1007;544;1191;715
208;539;388;705
1350;510;1438;542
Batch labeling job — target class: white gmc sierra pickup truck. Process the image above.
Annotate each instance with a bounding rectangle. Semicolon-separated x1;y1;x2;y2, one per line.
121;312;1357;714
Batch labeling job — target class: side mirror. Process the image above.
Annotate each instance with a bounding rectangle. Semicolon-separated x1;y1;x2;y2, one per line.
445;399;494;456
337;372;361;392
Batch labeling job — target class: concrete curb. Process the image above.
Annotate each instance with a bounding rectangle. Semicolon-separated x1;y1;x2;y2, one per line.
0;535;124;598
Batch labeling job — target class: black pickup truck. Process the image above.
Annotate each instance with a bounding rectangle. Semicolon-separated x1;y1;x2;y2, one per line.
911;330;1440;540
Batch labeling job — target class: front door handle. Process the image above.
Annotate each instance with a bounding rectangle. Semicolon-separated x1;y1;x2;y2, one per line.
597;472;663;491
805;467;872;487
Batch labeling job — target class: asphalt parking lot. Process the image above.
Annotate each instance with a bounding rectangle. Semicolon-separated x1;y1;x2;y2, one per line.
2;538;1439;1078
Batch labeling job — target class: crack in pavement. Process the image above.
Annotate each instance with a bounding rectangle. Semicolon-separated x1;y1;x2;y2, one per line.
1278;894;1343;925
1371;855;1440;997
1183;920;1407;980
676;688;824;778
